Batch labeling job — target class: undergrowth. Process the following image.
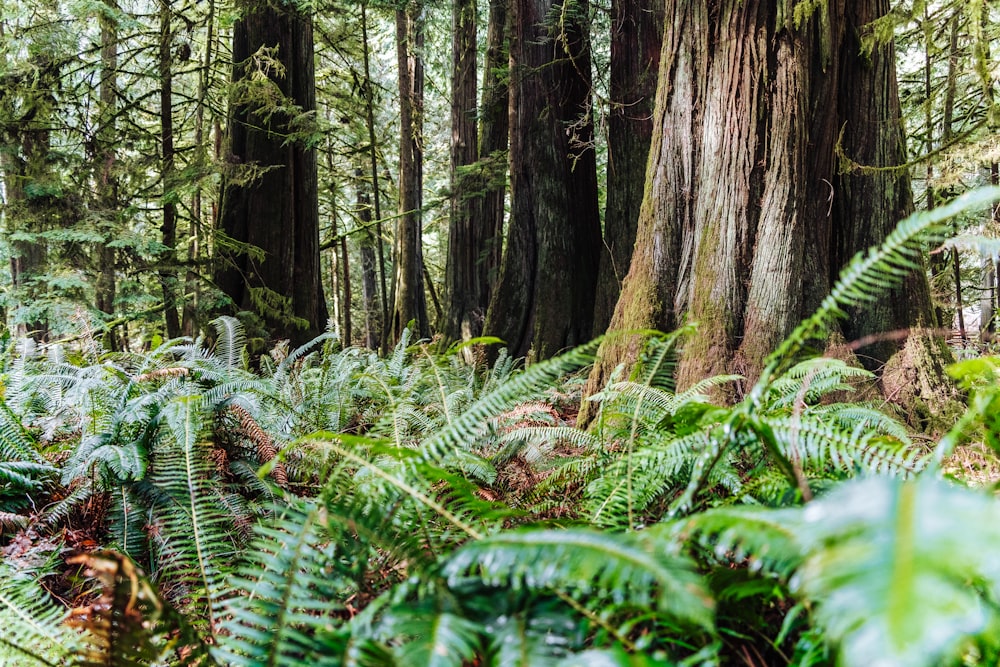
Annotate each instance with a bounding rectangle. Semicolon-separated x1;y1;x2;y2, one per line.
0;187;999;665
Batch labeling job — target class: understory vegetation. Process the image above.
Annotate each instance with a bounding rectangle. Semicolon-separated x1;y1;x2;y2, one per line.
3;189;1000;666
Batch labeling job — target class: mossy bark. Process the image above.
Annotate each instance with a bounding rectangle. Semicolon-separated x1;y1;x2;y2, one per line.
582;0;942;422
592;0;665;334
216;0;327;346
390;3;430;342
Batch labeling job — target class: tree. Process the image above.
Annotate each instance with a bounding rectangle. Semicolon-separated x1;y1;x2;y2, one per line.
159;0;182;339
591;0;664;334
216;0;328;345
442;0;481;345
584;0;944;413
484;0;601;360
389;1;430;342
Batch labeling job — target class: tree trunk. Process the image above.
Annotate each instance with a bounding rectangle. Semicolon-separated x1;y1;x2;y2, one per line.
484;0;602;360
216;0;328;346
442;0;483;346
183;0;217;337
159;0;182;339
360;1;389;351
96;2;119;348
477;0;510;298
584;0;940;418
592;0;665;334
390;3;430;342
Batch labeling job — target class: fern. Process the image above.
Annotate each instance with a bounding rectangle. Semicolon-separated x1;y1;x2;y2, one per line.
148;396;237;638
217;499;350;667
0;562;80;666
443;528;714;631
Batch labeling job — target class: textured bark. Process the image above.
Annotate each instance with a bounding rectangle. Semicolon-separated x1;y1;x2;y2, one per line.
390;4;430;342
216;0;327;345
442;0;483;345
583;0;938;418
96;3;118;346
477;0;510;293
592;0;665;334
484;0;602;360
159;0;181;339
360;2;389;349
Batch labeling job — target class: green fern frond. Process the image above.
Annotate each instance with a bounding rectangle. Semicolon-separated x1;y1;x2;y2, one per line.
759;414;925;476
0;562;81;666
810;403;912;443
418;342;599;467
631;325;693;389
386;605;482;667
443;528;714;630
0;398;44;465
211;316;248;372
217;498;349;667
776;477;1000;665
149;396;236;638
676;506;803;578
765;358;874;409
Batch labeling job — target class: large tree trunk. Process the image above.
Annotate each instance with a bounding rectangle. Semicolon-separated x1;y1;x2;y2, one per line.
442;0;482;345
583;0;940;418
484;0;602;360
216;0;327;346
592;0;665;334
390;3;430;342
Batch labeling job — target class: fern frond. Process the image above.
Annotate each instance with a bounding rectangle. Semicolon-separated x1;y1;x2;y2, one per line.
211;316;248;372
418;342;599;467
149;396;236;638
777;477;1000;666
386;605;482;667
0;398;44;465
760;414;925;476
443;528;714;630
0;563;81;666
631;325;693;389
217;499;349;667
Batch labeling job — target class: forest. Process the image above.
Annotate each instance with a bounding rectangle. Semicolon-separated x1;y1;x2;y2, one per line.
1;0;1000;664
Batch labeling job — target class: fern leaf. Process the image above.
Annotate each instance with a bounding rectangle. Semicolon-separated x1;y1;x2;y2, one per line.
211;316;247;371
418;342;599;467
0;563;80;666
217;499;349;667
785;477;1000;666
388;606;482;667
443;528;714;630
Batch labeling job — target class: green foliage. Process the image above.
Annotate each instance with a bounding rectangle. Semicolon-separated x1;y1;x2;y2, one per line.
4;191;1000;665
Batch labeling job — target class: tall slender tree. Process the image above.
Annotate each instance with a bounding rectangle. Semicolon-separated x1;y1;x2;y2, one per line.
390;0;430;342
216;0;328;345
484;0;601;360
159;0;181;339
95;0;120;347
442;0;482;345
